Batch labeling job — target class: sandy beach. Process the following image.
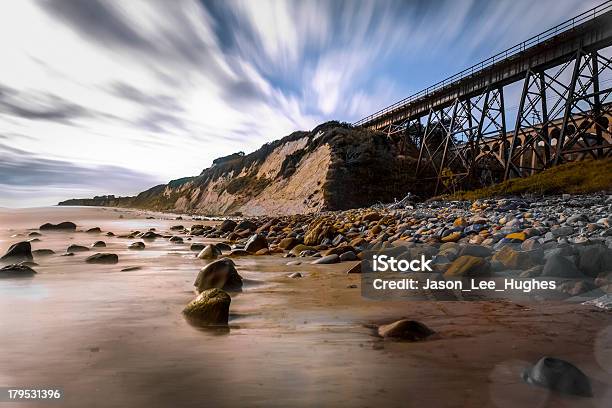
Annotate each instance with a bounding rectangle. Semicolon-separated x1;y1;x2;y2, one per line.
0;206;611;407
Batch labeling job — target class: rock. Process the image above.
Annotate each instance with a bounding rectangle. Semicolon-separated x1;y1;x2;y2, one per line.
67;244;89;253
197;244;221;260
311;254;340;264
492;246;532;270
255;248;270;255
28;231;41;237
39;221;76;231
551;226;574;237
441;231;461;242
170;225;184;231
444;255;490;277
521;238;541;251
128;242;145;250
542;254;583;278
86;227;101;233
169;236;183;243
582;294;612;310
377;319;435;341
106;232;115;237
218;220;237;233
346;262;362;274
235;220;256;231
190;243;206;251
339;251;358;262
519;265;543;278
522;357;592;397
288;272;302;278
140;231;161;240
286;261;302;266
459;244;492;258
32;249;55;257
362;212;382;222
0;264;37;277
245;234;268;253
228;249;250;257
120;266;142;272
289;244;317;256
577;245;612;277
505;232;526;241
194;258;243;292
85;253;119;264
215;242;232;252
92;241;106;248
279;237;298;250
183;288;231;326
1;241;33;262
304;222;335;246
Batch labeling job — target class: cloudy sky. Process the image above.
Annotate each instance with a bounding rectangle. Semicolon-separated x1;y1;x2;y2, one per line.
0;0;597;207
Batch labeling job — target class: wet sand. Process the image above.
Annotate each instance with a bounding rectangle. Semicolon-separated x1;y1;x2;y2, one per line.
0;206;611;407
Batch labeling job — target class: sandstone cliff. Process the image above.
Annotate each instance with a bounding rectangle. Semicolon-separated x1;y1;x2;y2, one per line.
59;122;419;216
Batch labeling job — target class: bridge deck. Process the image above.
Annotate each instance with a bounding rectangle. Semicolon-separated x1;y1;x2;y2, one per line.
354;2;612;130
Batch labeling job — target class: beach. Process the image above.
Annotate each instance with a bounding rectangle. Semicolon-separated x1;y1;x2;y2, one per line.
0;206;611;407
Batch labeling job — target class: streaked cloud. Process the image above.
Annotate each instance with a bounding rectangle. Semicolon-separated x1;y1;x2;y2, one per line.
0;0;593;207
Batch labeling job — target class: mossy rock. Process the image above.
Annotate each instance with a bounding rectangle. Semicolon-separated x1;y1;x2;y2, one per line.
183;288;231;326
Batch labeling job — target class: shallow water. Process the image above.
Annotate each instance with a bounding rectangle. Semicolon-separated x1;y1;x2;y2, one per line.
0;207;610;407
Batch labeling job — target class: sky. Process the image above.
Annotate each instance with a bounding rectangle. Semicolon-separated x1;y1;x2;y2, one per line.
0;0;599;207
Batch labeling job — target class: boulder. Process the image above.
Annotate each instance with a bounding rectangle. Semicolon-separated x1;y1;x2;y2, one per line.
1;241;33;262
170;225;184;231
378;319;435;341
32;249;55;257
235;220;256;231
194;258;242;292
279;237;298;250
197;244;222;260
128;242;145;250
492;246;532;270
140;231;161;240
288;272;302;278
86;227;102;233
218;220;237;233
215;242;232;252
459;244;492;258
578;245;612;277
542;254;583;278
39;221;76;231
85;253;119;264
92;241;106;248
444;255;490;277
339;251;358;262
190;243;206;251
169;236;183;243
522;357;592;397
67;244;89;253
0;264;37;277
245;234;268;253
183;288;231;326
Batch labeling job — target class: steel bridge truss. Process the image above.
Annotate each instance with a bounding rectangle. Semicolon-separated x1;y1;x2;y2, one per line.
381;48;612;194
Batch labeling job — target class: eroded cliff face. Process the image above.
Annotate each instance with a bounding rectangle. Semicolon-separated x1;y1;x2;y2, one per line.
59;122;418;215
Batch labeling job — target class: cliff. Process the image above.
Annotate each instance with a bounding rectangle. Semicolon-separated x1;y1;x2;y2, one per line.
59;122;420;216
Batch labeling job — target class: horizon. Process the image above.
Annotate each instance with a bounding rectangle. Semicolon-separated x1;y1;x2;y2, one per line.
0;0;598;208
